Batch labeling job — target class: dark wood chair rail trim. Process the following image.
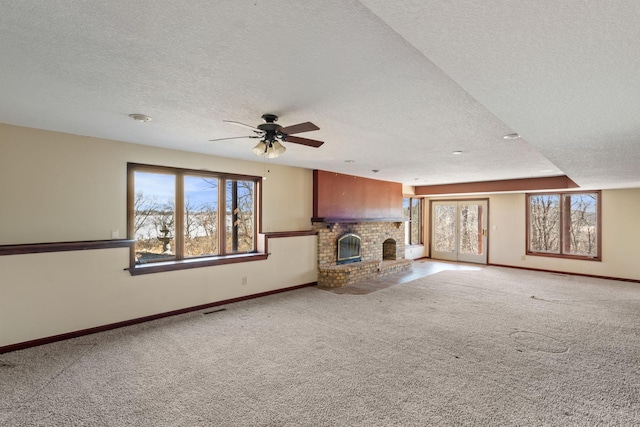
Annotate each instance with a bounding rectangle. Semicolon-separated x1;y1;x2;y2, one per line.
0;239;134;256
311;218;408;223
262;230;317;238
0;231;315;273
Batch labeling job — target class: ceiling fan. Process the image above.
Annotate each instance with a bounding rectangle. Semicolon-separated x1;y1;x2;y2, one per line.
209;114;324;158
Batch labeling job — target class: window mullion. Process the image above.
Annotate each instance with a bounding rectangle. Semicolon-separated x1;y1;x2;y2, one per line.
174;173;185;260
409;198;413;244
218;179;226;256
231;180;238;252
561;194;570;255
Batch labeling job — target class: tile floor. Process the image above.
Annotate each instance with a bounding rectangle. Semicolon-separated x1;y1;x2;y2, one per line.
318;258;483;295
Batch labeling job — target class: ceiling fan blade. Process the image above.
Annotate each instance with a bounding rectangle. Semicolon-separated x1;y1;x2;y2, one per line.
285;135;324;148
223;120;264;133
279;122;319;135
208;135;260;142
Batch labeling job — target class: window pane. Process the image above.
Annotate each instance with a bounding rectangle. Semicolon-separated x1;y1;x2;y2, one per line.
403;198;411;244
133;171;175;264
459;204;481;255
402;198;411;218
529;195;560;253
226;180;255;253
411;199;421;244
565;193;598;256
184;175;219;258
434;205;456;252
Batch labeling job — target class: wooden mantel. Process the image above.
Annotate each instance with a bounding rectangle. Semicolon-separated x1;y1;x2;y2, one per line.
313;170;403;221
311;217;407;223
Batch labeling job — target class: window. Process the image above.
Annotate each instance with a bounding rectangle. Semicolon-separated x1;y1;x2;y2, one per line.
403;197;422;245
526;191;601;260
127;163;263;273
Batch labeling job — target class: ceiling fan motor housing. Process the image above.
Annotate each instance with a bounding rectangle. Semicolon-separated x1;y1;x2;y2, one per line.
258;114;283;141
261;114;278;123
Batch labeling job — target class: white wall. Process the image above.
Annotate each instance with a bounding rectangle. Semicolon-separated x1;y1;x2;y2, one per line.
0;124;317;347
405;245;428;260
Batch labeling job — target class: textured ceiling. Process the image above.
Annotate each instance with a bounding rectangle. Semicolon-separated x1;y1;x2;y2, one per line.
1;1;638;189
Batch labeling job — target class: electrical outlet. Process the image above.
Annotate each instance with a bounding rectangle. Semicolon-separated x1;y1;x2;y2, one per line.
111;230;119;239
242;276;248;286
521;255;526;261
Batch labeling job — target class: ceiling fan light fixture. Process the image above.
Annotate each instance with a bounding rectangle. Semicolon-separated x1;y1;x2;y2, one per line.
272;140;286;156
252;142;266;156
264;140;286;159
265;146;277;158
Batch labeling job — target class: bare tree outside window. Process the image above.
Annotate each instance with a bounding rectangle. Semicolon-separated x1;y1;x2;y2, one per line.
133;172;175;263
133;191;160;237
434;205;456;252
184;176;218;257
403;198;422;245
459;204;480;255
226;180;255;253
527;192;600;259
129;165;259;267
565;193;597;256
529;195;560;253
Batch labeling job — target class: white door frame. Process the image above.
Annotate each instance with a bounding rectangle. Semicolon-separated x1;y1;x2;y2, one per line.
430;199;489;264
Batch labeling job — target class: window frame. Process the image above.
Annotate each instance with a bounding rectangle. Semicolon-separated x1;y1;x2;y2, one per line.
403;197;423;246
127;163;264;275
526;190;601;261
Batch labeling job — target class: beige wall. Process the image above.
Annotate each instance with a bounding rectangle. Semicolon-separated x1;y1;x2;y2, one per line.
489;191;640;280
0;124;317;347
3;123;639;348
424;192;640;281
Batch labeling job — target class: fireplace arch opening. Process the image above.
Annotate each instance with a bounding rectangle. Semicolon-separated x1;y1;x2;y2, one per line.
337;233;361;264
383;238;397;260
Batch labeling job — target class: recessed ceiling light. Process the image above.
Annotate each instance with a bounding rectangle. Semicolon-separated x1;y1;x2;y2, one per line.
503;133;521;139
129;113;152;123
344;160;356;163
452;150;463;155
372;169;380;173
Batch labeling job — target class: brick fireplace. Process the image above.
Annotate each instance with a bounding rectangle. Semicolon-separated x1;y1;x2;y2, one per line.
312;220;413;287
311;170;413;287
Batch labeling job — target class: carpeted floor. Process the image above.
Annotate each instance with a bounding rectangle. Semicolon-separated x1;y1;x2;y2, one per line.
1;266;639;426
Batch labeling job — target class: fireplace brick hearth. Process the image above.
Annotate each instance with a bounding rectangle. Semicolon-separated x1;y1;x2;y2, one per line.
312;220;413;287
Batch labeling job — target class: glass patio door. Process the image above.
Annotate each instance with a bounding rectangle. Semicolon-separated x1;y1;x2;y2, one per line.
431;200;488;264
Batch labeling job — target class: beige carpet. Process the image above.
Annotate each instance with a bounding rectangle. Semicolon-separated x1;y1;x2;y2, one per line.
1;267;639;426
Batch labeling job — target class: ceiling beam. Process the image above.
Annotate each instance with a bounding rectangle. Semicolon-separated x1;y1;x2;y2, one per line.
414;175;579;196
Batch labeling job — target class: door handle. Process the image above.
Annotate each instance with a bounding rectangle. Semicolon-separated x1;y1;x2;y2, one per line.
482;228;487;236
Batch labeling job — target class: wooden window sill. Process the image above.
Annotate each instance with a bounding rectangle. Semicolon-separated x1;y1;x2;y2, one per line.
525;252;601;262
127;252;268;276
